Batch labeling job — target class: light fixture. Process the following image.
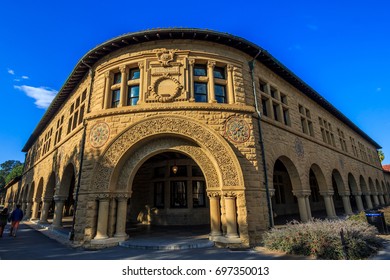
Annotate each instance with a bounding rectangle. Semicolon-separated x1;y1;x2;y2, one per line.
172;163;178;174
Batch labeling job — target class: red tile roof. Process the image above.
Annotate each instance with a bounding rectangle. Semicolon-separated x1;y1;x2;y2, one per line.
383;164;390;172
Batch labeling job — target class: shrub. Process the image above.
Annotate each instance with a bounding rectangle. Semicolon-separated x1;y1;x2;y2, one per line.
263;219;383;259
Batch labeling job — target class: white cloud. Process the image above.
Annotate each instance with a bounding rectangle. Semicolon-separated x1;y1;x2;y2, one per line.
13;78;21;82
21;75;29;79
8;69;15;75
14;85;57;109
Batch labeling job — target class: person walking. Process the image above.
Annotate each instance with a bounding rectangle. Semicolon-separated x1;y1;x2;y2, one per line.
9;205;23;237
0;207;9;237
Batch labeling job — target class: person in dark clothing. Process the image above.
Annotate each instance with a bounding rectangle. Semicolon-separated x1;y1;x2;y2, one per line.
10;204;23;237
0;207;9;237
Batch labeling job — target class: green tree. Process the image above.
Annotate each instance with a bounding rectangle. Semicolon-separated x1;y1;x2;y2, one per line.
0;160;23;190
5;164;24;184
378;150;385;163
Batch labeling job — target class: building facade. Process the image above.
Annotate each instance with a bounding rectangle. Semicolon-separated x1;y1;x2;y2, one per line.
5;28;390;248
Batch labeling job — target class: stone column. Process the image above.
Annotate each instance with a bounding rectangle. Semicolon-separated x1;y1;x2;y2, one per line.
341;194;354;215
188;59;195;102
137;62;145;104
103;71;112;109
321;193;337;219
294;191;311;222
31;198;41;220
207;60;216;103
227;64;235;104
94;197;110;240
21;201;27;214
354;194;365;212
114;197;128;239
39;198;52;223
330;198;337;217
224;192;239;238
25;200;33;219
208;192;222;237
379;195;385;205
52;196;66;228
385;194;390;205
304;196;312;220
108;198;117;237
365;194;373;209
372;195;380;207
119;65;128;107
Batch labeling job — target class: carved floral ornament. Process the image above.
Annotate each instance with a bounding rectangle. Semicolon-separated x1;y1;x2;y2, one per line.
157;50;175;67
90;122;110;148
224;117;251;143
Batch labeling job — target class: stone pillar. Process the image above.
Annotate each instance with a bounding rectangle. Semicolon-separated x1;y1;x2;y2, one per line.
379;195;385;205
354;194;365;212
137;62;145;104
114;197;128;239
108;198;117;237
103;71;112;109
294;191;311;222
25;200;33;219
321;193;337;219
119;65;128;107
224;192;239;238
39;198;52;223
94;197;110;240
227;64;235;104
52;196;66;228
188;59;195;102
31;198;41;220
365;195;373;209
330;198;337;216
372;195;380;207
208;192;222;237
385;194;390;205
341;194;354;215
304;196;312;220
21;201;27;214
207;60;216;103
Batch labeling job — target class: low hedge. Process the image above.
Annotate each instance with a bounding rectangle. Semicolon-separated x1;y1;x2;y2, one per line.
263;219;383;259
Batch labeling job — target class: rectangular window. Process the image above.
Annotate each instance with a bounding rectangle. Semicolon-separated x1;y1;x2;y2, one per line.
154;182;164;208
171;181;187;208
259;80;267;93
111;89;120;108
129;68;140;80
194;82;208;102
113;72;121;84
192;181;206;207
270;87;277;99
261;97;268;117
283;108;290;126
78;105;85;125
194;65;207;76
273;102;280;122
214;84;226;103
127;85;139;106
213;67;225;79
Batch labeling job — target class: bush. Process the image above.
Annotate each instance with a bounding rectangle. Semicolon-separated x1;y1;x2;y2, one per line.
263;219;383;259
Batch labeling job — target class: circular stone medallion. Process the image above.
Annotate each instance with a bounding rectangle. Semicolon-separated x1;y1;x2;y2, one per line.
225;117;251;143
90;122;110;148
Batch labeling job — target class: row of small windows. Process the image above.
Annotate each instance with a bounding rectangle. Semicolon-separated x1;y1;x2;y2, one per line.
259;79;379;165
107;62;230;108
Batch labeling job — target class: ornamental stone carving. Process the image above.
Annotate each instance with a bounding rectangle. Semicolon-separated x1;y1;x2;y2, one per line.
224;116;251;143
157;50;175;67
148;74;184;102
92;115;243;191
294;137;304;158
90;122;110;148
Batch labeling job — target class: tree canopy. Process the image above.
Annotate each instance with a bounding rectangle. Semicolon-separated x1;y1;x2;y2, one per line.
0;160;23;191
378;150;385;163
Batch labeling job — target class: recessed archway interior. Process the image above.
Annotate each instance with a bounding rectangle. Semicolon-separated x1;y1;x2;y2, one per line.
60;164;76;220
308;168;326;218
126;151;210;236
331;170;344;215
271;159;299;224
348;173;359;211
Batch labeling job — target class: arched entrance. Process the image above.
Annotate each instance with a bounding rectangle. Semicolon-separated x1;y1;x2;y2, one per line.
31;178;44;219
39;172;56;224
271;158;302;224
360;176;373;209
308;165;328;219
348;173;364;212
52;163;76;228
88;115;246;247
125;151;210;235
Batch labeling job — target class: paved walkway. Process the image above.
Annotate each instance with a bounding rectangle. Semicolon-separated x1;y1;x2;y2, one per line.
0;222;389;260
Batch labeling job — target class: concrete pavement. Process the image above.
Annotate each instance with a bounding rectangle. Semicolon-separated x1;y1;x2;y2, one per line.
0;222;388;260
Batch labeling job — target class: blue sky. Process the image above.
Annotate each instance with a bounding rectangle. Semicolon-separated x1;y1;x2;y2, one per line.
0;0;389;165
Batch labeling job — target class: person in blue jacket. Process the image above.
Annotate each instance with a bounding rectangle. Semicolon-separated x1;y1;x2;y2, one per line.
9;204;23;237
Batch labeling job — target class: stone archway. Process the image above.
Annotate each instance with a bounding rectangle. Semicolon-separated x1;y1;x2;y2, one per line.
39;172;56;224
360;176;373;209
368;178;379;207
31;178;44;219
332;169;353;215
348;173;364;212
89;115;246;246
25;182;35;219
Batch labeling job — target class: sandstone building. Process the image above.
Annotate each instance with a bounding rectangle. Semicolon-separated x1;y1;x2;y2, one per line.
5;28;390;248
